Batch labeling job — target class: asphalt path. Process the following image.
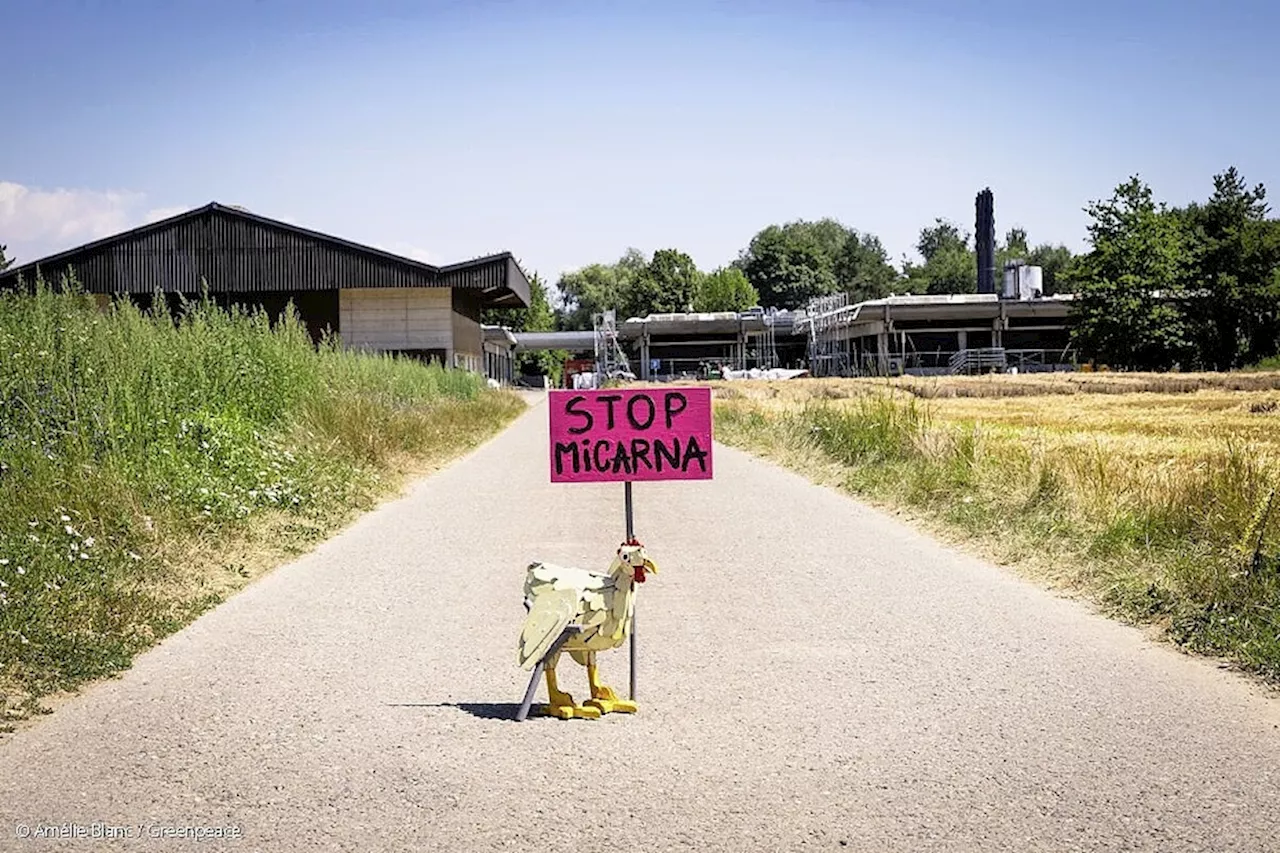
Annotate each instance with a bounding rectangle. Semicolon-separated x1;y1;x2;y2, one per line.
2;392;1279;852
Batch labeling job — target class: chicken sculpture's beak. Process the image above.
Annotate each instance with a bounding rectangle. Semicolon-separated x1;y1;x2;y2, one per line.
634;557;658;583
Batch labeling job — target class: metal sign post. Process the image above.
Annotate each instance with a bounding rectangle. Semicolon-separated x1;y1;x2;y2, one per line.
625;480;636;701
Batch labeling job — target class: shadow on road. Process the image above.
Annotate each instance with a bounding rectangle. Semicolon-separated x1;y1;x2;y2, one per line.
385;702;522;721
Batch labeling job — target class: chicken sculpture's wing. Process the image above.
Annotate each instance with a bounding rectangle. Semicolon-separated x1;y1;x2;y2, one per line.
518;587;579;670
525;563;612;599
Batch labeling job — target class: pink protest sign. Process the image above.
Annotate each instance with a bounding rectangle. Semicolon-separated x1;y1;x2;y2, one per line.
549;387;714;483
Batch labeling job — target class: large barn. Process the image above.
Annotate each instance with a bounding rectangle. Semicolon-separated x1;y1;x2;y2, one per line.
0;203;531;376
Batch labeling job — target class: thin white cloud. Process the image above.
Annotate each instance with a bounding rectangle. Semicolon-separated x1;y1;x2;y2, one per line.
0;181;190;265
142;205;189;224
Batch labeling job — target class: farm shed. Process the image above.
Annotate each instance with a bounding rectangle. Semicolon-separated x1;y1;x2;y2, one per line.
0;203;531;378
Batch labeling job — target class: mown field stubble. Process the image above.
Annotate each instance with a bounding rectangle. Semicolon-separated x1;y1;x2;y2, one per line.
713;372;1280;683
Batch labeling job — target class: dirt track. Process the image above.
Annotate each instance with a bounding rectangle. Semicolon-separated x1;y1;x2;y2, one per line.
2;393;1279;851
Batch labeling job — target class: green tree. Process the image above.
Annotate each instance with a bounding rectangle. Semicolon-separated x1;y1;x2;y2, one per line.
627;248;702;318
735;223;836;308
1004;228;1029;257
837;232;899;303
615;247;650;301
555;262;629;330
736;218;896;308
1180;167;1280;369
694;266;758;312
555;248;661;329
0;243;12;271
1069;176;1193;370
916;219;969;262
1251;219;1280;364
903;219;975;294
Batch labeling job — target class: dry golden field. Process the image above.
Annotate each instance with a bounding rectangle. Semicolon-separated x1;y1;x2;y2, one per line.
714;372;1280;461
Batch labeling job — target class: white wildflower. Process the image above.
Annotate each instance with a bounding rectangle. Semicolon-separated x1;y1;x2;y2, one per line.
127;551;142;561
83;537;95;548
0;559;7;566
78;552;91;560
60;514;71;522
16;566;24;575
64;525;76;536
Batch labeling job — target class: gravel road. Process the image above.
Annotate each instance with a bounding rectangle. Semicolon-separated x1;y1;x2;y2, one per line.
2;393;1279;852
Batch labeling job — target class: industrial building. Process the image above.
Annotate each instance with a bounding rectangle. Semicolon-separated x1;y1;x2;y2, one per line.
0;203;531;377
505;274;1074;384
792;188;1075;376
796;288;1074;377
502;186;1076;384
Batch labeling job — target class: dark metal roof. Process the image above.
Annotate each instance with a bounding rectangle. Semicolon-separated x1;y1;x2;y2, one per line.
0;202;530;308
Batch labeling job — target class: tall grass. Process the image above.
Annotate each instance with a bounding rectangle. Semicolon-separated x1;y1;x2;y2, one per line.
0;284;522;719
717;393;1280;683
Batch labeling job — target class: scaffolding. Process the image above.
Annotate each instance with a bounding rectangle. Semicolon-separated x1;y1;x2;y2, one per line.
759;307;780;369
592;309;633;387
805;293;852;377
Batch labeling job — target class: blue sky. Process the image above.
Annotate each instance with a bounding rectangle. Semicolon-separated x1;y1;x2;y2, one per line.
2;0;1276;289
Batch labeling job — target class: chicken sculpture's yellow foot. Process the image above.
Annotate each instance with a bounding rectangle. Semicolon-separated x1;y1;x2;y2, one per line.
518;541;658;720
585;655;636;715
539;653;601;720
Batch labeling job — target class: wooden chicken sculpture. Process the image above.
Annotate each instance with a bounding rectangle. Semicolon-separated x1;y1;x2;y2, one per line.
517;540;658;719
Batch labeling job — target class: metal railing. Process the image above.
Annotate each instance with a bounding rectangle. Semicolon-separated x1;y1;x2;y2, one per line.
948;347;1008;375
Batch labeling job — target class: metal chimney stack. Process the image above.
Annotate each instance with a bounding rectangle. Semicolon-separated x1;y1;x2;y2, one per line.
976;188;996;294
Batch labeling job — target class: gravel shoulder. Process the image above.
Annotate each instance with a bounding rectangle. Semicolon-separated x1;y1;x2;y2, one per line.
2;393;1278;852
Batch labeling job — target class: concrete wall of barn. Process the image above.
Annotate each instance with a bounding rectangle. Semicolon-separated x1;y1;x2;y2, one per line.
338;288;456;364
450;291;482;373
